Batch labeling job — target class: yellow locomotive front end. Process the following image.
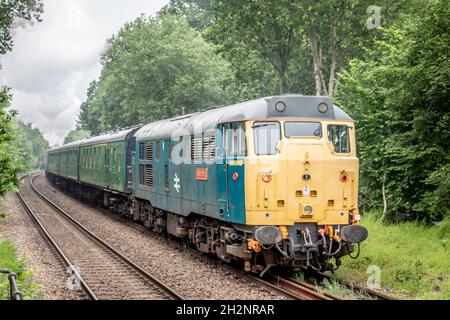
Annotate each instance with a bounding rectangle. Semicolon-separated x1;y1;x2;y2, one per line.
241;97;368;273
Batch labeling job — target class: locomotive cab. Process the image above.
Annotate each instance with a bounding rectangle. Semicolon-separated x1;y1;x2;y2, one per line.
227;96;368;273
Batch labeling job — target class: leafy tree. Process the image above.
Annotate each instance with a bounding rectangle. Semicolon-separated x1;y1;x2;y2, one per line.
161;0;214;32
0;1;44;197
337;0;450;222
78;14;236;135
64;129;91;144
206;0;302;94
0;0;44;54
15;121;49;169
0;88;21;196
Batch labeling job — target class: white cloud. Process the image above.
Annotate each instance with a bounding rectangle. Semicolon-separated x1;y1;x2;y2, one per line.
0;0;168;146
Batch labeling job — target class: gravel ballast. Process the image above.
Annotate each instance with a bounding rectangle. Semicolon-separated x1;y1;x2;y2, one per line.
3;174;287;300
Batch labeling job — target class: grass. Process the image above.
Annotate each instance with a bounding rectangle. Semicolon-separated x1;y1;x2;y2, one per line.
333;213;450;300
0;201;42;300
0;239;42;300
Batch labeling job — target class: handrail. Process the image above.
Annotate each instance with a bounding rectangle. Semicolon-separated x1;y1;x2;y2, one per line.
0;269;22;300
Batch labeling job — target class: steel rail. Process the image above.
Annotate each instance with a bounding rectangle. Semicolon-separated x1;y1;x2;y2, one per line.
27;174;184;300
247;274;334;300
16;191;98;300
319;272;395;300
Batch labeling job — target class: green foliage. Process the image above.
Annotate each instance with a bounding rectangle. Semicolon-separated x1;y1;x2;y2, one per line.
78;13;236;135
335;213;450;300
337;0;450;222
0;1;44;197
0;0;44;54
63;129;91;144
0;239;42;300
206;0;302;94
14;121;49;169
0;88;21;197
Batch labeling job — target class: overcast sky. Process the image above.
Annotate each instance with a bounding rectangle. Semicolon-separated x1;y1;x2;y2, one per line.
0;0;168;146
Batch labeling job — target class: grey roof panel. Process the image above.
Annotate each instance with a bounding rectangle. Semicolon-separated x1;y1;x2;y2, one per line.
48;127;138;153
135;95;352;141
80;127;136;147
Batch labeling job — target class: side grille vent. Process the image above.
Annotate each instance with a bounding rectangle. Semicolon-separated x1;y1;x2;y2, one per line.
191;136;202;162
203;134;215;162
146;143;154;161
164;165;169;191
139;143;145;160
145;164;153;187
139;164;145;185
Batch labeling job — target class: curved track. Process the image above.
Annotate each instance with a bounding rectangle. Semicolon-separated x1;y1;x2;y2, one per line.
18;175;183;300
34;173;395;301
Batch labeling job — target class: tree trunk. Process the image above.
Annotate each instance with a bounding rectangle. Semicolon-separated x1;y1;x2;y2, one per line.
309;30;322;96
278;68;286;94
328;24;338;98
380;179;388;222
333;65;343;97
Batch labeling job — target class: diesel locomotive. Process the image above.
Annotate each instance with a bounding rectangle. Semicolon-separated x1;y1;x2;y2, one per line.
46;94;368;275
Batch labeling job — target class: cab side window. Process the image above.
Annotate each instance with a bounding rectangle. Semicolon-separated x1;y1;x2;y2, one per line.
328;125;350;153
253;122;280;155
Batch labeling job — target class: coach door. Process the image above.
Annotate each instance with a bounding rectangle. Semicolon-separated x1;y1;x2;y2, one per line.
104;146;110;189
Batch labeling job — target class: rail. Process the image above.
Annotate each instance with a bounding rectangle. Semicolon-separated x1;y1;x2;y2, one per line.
25;174;183;300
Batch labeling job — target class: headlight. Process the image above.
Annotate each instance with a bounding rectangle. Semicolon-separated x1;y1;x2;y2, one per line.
304;206;313;215
318;103;329;113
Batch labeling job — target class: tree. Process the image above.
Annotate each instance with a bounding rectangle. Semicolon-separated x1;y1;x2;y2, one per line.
15;121;49;169
207;0;302;94
337;0;450;222
0;0;44;54
78;14;236;135
64;129;91;144
0;1;44;196
0;88;21;196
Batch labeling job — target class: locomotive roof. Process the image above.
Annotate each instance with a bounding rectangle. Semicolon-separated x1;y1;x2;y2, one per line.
135;94;352;141
48;127;137;153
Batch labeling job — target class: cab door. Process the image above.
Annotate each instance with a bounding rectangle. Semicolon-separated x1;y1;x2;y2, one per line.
217;123;246;224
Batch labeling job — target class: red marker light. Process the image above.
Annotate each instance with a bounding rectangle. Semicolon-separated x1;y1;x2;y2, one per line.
232;172;239;181
340;173;349;182
262;174;272;183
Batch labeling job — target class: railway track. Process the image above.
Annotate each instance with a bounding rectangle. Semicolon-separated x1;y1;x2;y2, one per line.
35;173;394;301
318;272;395;300
18;174;183;300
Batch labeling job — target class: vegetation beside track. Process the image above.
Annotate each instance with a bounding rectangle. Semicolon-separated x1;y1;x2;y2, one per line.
0;202;42;300
333;213;450;300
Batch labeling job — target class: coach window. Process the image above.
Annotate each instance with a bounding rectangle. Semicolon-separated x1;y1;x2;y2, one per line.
328;125;350;153
253;122;280;155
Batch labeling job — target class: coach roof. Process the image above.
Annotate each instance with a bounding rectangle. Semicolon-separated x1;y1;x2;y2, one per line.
135;94;352;141
48;127;137;153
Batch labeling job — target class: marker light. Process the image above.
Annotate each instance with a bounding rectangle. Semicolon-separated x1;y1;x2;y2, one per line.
232;172;239;181
262;174;272;183
275;101;286;112
318;103;329;113
340;173;349;182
